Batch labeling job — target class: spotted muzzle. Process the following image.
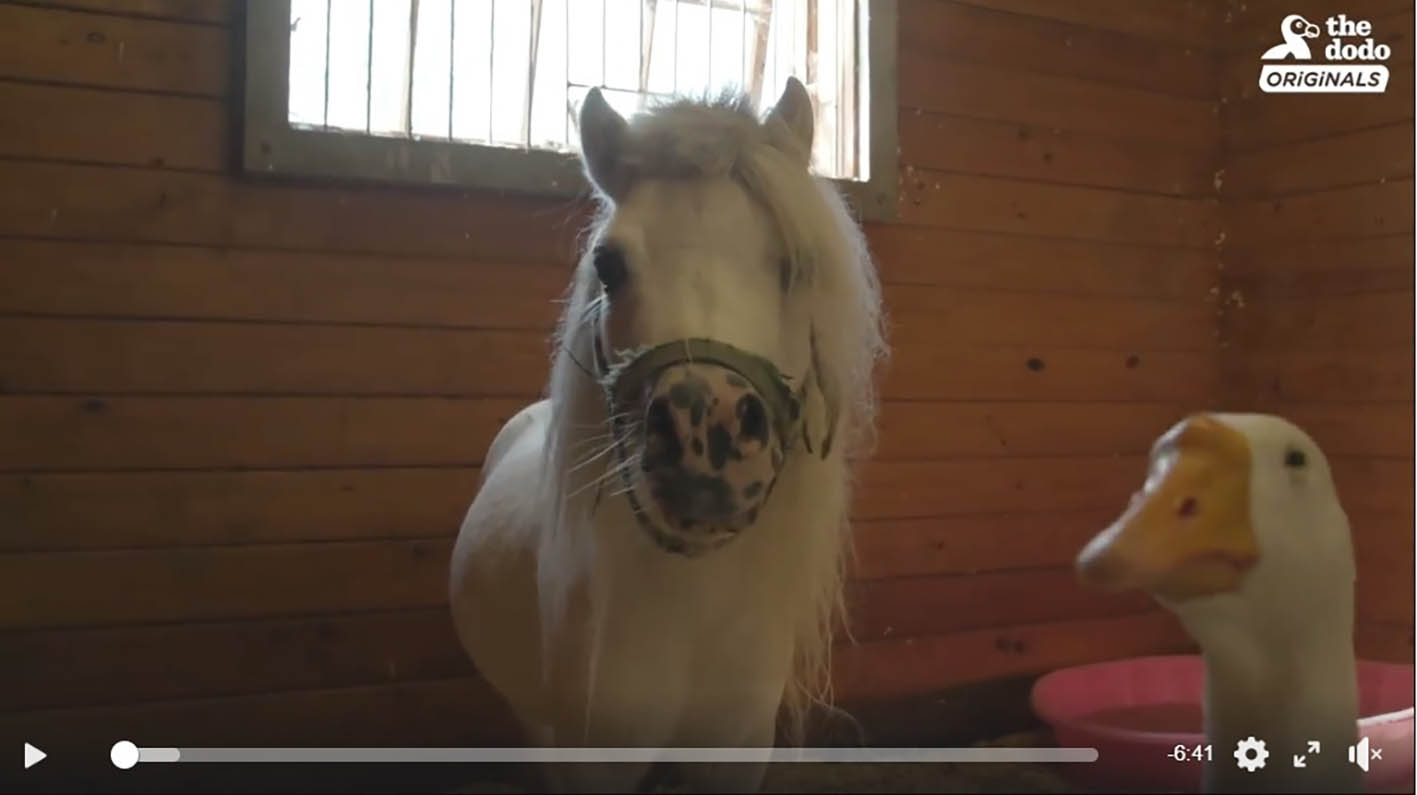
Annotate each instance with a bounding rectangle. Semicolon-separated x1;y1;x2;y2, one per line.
597;338;806;556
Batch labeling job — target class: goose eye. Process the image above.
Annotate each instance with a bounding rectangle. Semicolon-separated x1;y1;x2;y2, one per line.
1284;449;1307;468
593;245;629;294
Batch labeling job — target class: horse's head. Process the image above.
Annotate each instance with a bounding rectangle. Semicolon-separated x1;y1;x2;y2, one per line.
572;79;836;556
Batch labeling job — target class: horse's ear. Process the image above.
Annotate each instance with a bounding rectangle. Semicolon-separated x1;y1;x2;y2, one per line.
766;76;814;167
578;88;632;200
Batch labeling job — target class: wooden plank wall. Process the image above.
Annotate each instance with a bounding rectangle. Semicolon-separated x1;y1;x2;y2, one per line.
841;0;1228;700
2;0;1403;776
1219;0;1416;656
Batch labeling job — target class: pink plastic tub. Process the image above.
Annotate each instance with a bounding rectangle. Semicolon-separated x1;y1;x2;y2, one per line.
1031;655;1414;793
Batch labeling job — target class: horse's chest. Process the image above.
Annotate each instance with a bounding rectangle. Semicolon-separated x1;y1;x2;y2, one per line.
595;570;796;680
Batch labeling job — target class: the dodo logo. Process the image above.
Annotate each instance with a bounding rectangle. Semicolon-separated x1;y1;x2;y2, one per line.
1259;13;1391;93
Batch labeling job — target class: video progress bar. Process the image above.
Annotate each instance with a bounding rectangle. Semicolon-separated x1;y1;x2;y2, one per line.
115;744;1098;766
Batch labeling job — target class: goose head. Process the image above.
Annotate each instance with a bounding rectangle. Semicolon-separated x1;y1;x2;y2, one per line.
1076;413;1355;647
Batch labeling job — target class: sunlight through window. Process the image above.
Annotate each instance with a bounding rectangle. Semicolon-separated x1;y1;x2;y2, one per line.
288;0;865;180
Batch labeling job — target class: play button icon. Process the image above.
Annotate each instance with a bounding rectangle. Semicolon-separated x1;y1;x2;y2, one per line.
24;743;46;769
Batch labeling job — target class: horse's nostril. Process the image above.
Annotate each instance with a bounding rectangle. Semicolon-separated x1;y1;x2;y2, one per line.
736;393;768;444
646;396;674;436
642;397;682;470
1177;496;1199;518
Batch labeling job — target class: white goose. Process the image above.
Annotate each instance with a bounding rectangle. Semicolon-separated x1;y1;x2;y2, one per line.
1078;413;1363;793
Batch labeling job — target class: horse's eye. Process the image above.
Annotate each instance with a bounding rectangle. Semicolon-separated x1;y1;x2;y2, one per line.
593;245;629;294
1284;449;1307;468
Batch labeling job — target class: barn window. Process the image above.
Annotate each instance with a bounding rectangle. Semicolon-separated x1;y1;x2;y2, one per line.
241;1;897;219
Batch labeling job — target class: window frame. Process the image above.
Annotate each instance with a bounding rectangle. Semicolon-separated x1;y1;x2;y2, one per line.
242;0;897;220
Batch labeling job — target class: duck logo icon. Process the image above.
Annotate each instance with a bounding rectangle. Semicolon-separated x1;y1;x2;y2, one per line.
1259;13;1390;93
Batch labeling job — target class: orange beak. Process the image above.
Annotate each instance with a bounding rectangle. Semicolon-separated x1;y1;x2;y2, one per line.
1077;415;1261;602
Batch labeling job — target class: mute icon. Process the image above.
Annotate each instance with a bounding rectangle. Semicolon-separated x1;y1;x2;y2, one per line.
1348;737;1371;772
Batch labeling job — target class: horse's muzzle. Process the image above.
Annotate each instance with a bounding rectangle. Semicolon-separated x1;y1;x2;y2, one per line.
638;363;784;533
598;336;801;555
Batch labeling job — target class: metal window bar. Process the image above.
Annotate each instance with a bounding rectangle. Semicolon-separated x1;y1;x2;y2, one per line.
840;0;851;176
322;0;332;127
524;0;543;145
742;0;753;89
365;0;373;133
488;0;495;142
844;0;855;175
706;0;713;91
770;0;777;99
805;1;815;101
636;0;643;105
564;0;570;145
749;1;772;104
832;0;840;172
640;0;657;93
448;0;455;140
403;0;419;136
811;1;818;165
796;2;802;91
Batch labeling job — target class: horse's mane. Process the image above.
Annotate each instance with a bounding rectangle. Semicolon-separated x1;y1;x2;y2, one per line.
537;88;889;744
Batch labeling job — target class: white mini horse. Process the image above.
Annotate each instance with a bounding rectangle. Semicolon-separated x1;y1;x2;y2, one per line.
450;78;886;793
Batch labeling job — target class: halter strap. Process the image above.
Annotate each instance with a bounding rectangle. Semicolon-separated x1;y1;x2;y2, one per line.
600;339;804;449
586;299;808;453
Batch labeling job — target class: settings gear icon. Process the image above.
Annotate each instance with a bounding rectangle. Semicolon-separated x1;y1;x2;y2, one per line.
1234;736;1269;772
